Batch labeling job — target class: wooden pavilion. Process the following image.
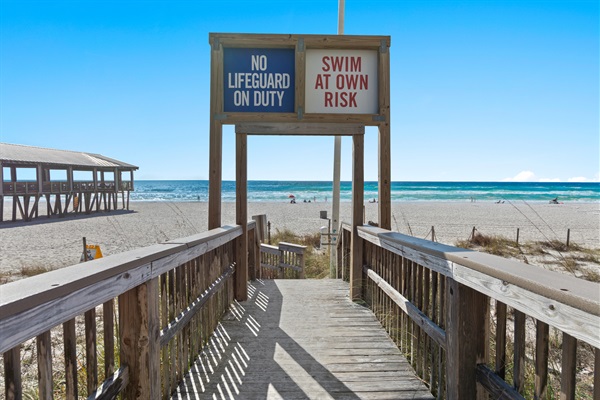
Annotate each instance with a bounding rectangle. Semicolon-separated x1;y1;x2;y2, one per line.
0;143;138;222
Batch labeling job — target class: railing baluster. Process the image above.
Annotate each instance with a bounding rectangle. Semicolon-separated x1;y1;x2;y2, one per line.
160;272;170;398
514;310;526;393
4;346;22;400
104;299;115;378
495;301;507;379
63;318;78;400
36;330;52;400
594;348;600;400
560;333;577;400
85;308;98;394
534;320;549;399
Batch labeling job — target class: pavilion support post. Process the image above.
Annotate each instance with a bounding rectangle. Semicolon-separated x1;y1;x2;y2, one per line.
10;167;17;221
93;169;99;212
119;278;161;399
23;195;30;222
350;134;364;300
446;277;488;399
37;165;43;219
208;36;223;230
0;163;3;222
235;132;248;301
12;196;17;221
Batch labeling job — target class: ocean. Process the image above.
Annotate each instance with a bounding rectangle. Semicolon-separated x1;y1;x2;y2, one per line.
131;181;600;203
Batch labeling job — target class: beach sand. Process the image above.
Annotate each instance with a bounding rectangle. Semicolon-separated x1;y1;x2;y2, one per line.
1;200;598;279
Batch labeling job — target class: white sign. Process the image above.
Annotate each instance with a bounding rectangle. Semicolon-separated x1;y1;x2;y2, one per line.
305;49;378;114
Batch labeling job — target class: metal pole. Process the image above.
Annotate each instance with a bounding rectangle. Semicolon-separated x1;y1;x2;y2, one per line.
82;237;87;262
331;0;345;278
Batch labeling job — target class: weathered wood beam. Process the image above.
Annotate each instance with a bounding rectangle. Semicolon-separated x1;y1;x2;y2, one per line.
208;36;223;230
118;278;160;399
235;122;365;136
445;278;487;399
235;132;248;300
350;133;364;300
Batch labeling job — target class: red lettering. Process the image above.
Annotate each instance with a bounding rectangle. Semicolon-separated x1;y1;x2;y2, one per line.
360;75;368;90
322;56;330;72
349;92;357;107
324;92;333;107
346;75;359;90
323;91;358;108
351;57;361;72
315;73;330;89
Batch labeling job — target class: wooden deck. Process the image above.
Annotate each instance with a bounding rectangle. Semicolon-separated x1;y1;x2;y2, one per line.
172;279;434;400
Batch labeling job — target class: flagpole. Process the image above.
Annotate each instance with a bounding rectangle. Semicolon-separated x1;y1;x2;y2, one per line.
331;0;344;278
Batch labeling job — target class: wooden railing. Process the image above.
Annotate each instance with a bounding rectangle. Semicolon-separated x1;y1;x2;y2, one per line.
0;224;249;399
258;242;306;279
340;223;600;399
1;180;134;195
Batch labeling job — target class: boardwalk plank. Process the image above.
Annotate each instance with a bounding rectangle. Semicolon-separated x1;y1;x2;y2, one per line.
172;279;433;399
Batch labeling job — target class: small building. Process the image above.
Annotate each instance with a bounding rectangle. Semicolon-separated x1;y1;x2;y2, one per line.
0;143;138;222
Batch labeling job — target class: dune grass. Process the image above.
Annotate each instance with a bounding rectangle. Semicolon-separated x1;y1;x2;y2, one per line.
455;230;600;282
270;228;330;279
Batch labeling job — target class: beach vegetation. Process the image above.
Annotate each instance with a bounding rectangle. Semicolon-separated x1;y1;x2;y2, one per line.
271;229;330;279
455;232;521;258
455;230;600;283
20;264;52;277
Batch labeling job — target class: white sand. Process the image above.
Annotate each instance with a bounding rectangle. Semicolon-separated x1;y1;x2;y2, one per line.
1;201;598;278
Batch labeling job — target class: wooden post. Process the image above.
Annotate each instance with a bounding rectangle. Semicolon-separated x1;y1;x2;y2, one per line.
446;277;488;399
63;318;78;399
11;167;16;222
235;132;248;301
119;279;161;399
37;330;53;400
299;250;305;279
350;134;364;300
566;229;570;248
82;237;87;261
4;346;21;400
535;320;549;399
208;36;223;230
516;228;520;245
378;39;391;230
560;333;577;400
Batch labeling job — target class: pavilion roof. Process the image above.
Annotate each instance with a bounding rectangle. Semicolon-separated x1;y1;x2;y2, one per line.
0;143;138;170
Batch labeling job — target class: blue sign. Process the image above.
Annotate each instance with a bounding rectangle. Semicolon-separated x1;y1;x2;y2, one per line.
223;48;295;113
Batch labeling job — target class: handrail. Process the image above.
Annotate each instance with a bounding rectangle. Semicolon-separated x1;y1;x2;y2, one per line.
1;224;244;399
341;223;600;399
357;225;600;346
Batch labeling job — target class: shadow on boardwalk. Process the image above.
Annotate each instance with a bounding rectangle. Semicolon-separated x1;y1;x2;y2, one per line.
172;279;433;400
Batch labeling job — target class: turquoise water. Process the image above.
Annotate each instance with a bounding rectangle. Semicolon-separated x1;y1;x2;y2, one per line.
131;181;600;203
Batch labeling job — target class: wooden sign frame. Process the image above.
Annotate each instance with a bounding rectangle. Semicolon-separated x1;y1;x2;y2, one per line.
208;33;391;300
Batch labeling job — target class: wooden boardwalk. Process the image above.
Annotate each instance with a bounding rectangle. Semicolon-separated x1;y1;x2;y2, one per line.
172;279;434;400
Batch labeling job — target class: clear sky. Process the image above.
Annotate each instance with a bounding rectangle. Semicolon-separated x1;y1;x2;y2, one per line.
1;0;598;182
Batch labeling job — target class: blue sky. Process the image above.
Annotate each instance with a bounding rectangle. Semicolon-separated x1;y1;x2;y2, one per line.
1;0;598;182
